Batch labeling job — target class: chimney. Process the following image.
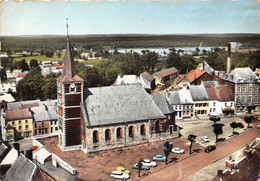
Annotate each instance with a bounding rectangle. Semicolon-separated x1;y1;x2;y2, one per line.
13;142;20;154
227;43;232;74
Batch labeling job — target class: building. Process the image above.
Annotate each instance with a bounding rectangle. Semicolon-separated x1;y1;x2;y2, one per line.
30;101;58;136
227;67;260;113
81;84;176;153
175;66;214;89
113;71;155;92
153;67;179;85
4;108;34;141
189;84;210;117
167;88;194;119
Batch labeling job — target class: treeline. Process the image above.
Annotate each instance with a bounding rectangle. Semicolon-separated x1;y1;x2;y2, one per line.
1;34;260;52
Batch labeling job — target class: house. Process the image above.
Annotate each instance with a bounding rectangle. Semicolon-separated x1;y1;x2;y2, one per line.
113;71;155;92
30;102;59;136
153;67;179;85
206;84;235;116
16;73;27;83
226;67;260;113
175;67;214;89
189;84;210;117
167;88;194;119
4;108;34;141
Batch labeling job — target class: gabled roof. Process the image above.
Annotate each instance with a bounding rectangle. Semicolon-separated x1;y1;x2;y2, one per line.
7;100;40;111
17;73;26;78
141;71;154;82
217;85;234;101
31;104;57;122
203;81;220;88
149;93;174;114
57;36;83;83
199;62;214;75
5;108;32;121
178;88;194;104
189;84;210;101
3;154;36;181
185;67;208;83
82;84;165;127
206;87;220;100
113;75;139;85
176;74;187;84
168;91;181;105
227;67;259;83
153;67;179;78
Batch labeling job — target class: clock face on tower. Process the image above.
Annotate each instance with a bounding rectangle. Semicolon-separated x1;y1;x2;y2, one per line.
70;83;76;93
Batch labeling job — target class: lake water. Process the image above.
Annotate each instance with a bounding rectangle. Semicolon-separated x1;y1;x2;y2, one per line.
109;47;227;56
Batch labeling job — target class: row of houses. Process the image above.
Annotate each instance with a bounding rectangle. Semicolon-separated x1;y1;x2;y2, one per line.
1;100;59;142
168;82;234;119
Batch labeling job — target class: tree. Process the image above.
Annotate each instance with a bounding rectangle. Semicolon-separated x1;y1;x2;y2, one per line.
244;116;253;129
0;68;7;82
164;141;173;165
29;59;38;68
188;134;197;154
210;115;221;124
212;123;225;143
42;77;57;100
230;122;237;135
21;59;29;72
45;50;54;57
137;159;143;177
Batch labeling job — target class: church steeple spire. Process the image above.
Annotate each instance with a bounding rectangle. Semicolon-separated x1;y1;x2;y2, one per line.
58;18;83;83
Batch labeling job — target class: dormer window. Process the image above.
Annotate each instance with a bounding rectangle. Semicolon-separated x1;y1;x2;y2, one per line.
70;83;76;93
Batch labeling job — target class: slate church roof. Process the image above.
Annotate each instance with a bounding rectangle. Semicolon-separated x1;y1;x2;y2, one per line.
149;93;174;115
81;84;166;127
189;84;210;101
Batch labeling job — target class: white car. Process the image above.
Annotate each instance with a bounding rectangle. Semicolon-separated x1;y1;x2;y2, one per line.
141;159;157;167
171;147;185;154
110;170;130;180
202;136;210;143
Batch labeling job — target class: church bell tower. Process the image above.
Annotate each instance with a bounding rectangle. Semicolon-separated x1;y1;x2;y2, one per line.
58;19;84;150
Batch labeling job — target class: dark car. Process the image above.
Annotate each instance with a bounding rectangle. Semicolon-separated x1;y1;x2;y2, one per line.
237;122;245;128
205;145;216;153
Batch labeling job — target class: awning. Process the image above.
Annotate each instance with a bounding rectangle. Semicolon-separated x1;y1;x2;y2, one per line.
222;108;235;111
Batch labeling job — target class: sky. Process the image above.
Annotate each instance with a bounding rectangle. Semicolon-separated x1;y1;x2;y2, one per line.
1;0;260;36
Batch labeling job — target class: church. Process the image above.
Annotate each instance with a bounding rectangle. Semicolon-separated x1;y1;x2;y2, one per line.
57;26;178;153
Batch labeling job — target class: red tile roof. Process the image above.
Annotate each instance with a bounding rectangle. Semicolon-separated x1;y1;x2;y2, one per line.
42;73;48;78
217;85;234;101
57;75;84;83
50;64;64;69
17;73;26;78
5;108;32;121
141;71;154;82
207;87;220;100
176;74;187;84
154;67;179;78
185;67;207;83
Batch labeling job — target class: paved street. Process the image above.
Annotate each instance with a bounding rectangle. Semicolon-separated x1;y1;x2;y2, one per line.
140;125;260;181
176;116;247;146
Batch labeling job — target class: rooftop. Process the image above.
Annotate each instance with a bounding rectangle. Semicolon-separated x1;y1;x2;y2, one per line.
5;108;32;121
153;67;179;78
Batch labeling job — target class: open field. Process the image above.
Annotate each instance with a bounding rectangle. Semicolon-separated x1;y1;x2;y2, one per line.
12;55;65;62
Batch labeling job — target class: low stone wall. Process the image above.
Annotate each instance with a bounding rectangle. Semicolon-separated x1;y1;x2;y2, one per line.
52;153;77;175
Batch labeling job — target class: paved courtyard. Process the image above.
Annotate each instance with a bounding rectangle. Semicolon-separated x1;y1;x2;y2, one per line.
177;115;248;146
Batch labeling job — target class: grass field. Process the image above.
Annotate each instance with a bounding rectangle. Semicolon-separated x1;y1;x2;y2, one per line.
12;54;65;62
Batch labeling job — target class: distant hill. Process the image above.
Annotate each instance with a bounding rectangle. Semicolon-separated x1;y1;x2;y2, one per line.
1;33;260;52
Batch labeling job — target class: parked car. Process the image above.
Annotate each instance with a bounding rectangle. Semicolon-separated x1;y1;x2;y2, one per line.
171;147;185;154
153;155;166;162
141;159;157;167
237;122;245;128
110;170;130;180
202;136;210;143
204;145;216;153
132;163;150;171
116;166;131;175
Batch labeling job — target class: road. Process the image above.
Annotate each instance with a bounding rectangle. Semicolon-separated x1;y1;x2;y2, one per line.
140;126;260;181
